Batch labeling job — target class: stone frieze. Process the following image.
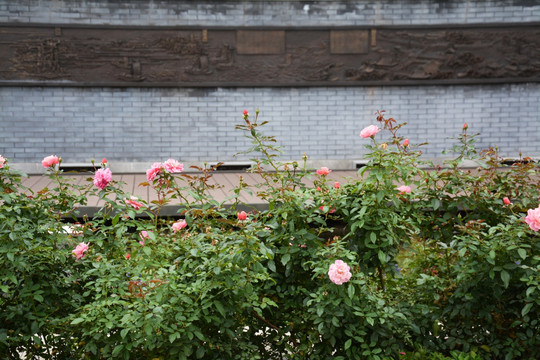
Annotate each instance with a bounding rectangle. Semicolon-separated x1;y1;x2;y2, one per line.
0;25;538;86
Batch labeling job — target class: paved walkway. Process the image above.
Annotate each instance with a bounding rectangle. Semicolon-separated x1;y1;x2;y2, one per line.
20;170;359;217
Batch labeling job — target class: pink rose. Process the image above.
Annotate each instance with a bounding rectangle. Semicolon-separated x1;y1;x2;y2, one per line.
125;253;131;260
163;159;184;173
316;167;331;176
396;185;411;194
402;139;409;147
243;109;249;116
503;197;512;206
146;162;162;181
93;168;112;190
334;181;340;189
524;206;540;231
328;260;352;285
237;211;247;221
126;197;144;210
0;155;6;169
72;242;89;261
172;220;187;233
360;125;381;138
41;155;60;168
139;230;151;245
463;123;468;130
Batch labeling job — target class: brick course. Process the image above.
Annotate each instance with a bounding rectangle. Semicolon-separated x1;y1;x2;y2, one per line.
1;84;538;171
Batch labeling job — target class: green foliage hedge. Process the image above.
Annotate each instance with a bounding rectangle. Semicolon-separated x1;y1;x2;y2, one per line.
1;111;539;359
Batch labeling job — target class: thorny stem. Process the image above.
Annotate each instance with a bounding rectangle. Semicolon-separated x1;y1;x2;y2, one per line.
377;266;386;291
249;113;280;173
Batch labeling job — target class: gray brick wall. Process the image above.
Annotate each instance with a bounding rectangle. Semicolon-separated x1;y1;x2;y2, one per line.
1;0;539;26
1;84;539;172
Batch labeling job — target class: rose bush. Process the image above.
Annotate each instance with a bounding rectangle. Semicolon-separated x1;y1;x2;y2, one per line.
0;110;538;359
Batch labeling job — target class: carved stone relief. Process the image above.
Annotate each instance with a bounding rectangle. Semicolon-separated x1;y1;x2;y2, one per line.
0;26;538;86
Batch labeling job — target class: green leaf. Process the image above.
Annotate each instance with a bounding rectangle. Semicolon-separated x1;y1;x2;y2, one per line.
71;318;84;325
268;260;276;272
458;247;467;257
370;232;376;244
344;339;352;350
214;301;226;317
377;250;386;264
120;328;129;339
500;270;510;288
521;303;533;317
281;253;291;266
33;294;43;302
144;323;153;336
112;344;124;357
169;333;177;343
348;284;355;299
194;331;204;341
517;248;527;260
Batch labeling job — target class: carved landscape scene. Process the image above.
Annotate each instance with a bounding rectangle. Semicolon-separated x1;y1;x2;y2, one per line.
0;26;538;86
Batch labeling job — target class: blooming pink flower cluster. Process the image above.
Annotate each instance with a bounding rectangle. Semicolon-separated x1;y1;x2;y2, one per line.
0;155;6;169
396;185;412;195
172;220;187;233
316;167;331;176
42;155;60;168
360;125;381;138
146;159;184;181
94;168;112;190
72;242;89;260
525;205;540;231
139;230;151;245
126;197;144;210
328;260;352;285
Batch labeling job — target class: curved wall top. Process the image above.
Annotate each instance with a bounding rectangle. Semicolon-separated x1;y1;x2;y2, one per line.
1;0;539;27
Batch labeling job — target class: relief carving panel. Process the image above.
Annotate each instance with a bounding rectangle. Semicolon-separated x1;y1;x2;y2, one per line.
0;26;538;86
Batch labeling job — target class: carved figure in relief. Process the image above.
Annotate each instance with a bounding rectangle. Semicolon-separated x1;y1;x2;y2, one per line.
12;38;68;79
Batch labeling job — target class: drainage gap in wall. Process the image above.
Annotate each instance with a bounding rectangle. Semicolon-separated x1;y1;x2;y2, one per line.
500;158;536;166
59;164;96;173
354;161;368;169
211;163;252;172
